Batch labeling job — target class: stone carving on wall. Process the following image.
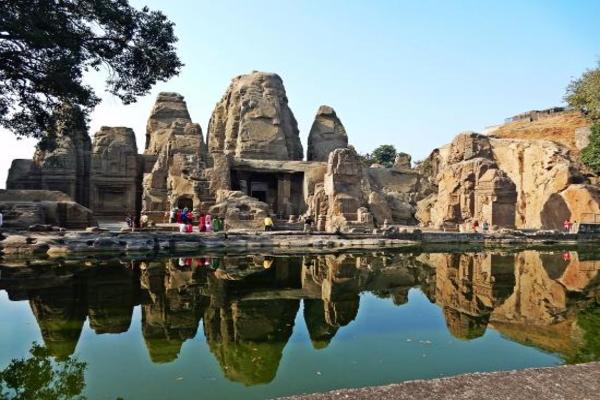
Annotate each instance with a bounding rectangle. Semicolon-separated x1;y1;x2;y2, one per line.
142;93;210;215
90;127;141;216
206;71;303;161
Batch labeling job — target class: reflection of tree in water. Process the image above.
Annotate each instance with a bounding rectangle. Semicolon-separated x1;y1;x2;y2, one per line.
0;343;86;400
569;304;600;363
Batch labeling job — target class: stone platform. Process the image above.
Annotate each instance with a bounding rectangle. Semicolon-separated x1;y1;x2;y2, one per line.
278;362;600;400
1;228;600;259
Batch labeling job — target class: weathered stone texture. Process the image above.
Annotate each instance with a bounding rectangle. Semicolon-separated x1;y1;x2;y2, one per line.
144;92;192;155
206;71;303;160
0;190;96;229
142;93;209;214
322;148;371;231
418;133;517;230
7;111;92;207
209;190;271;230
307;105;348;162
393;152;412;169
416;131;599;230
90;127;141;216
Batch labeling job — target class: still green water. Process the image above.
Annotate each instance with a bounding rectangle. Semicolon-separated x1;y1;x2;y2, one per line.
1;250;599;400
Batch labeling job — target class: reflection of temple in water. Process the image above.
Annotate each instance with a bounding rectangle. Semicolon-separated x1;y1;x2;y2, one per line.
1;249;599;383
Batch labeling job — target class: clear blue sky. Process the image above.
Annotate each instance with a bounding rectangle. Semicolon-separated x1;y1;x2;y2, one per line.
2;0;599;186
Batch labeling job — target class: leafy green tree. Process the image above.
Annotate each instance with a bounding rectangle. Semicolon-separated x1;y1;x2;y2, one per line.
565;60;600;121
0;343;87;400
0;0;183;142
370;144;397;168
581;123;600;174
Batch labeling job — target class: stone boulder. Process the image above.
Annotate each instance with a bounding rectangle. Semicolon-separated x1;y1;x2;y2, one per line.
490;138;587;229
209;190;272;230
307;105;348;162
541;184;600;229
206;71;303;161
393;152;412;169
447;131;493;163
367;191;392;225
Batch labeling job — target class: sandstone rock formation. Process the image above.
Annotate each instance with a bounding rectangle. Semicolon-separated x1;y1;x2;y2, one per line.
7;107;91;207
90;127;141;216
206;71;303;161
142;93;210;214
145;92;193;155
310;148;373;231
394;152;412;169
307;105;348;162
209;190;271;230
417;133;517;230
415;129;600;230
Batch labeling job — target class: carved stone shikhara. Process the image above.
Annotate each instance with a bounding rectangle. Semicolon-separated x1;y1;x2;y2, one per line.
5;72;598;232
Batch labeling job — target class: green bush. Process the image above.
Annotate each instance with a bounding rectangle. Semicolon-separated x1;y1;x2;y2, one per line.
565;60;600;121
581;123;600;174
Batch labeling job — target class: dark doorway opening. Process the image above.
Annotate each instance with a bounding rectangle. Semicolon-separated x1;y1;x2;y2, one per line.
251;190;267;203
177;197;193;210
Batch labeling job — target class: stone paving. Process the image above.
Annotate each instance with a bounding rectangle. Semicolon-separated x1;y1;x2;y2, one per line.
278;362;600;400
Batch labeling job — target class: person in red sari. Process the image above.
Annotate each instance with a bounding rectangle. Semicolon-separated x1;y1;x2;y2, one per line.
199;213;206;232
176;209;182;224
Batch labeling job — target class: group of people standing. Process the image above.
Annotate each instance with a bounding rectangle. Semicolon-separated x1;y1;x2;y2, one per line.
471;220;490;233
169;207;224;233
563;219;578;233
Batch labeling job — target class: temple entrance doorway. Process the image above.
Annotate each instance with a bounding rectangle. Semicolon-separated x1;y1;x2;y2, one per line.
177;197;193;210
250;181;268;203
230;169;305;218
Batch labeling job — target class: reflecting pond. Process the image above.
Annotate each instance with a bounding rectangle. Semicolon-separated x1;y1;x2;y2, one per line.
1;250;599;399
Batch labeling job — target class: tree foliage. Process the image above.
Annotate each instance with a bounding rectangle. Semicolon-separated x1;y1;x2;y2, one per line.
581;123;600;174
565;60;600;121
364;144;397;168
0;343;87;400
0;0;183;142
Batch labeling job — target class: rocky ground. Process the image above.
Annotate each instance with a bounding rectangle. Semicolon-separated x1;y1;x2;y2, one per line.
278;362;600;400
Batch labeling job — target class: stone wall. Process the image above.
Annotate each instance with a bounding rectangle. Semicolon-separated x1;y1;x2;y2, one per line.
0;189;96;229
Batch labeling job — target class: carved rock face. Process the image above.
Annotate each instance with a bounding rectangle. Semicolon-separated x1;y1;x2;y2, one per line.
6;108;92;207
92;127;138;177
447;131;493;163
145;92;193;155
415;130;600;230
142;92;207;212
307;105;348;162
207;71;303;161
